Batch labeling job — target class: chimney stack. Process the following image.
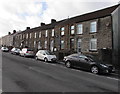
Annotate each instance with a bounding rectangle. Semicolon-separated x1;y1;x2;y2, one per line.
41;22;45;26
26;27;30;30
8;32;11;35
13;30;16;34
51;19;56;23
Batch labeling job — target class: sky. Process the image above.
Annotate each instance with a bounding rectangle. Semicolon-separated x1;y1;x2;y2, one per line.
0;0;119;37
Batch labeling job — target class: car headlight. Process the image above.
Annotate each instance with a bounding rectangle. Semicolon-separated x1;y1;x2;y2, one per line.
100;64;108;68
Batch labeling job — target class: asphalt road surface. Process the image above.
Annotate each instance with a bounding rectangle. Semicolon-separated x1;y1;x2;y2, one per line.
1;52;119;93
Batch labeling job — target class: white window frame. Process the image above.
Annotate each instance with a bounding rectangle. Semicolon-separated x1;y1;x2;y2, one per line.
30;33;32;39
35;32;37;38
52;29;54;37
61;40;64;49
38;41;41;49
61;27;65;36
26;34;28;39
50;40;54;52
34;41;36;47
90;21;97;33
45;41;47;49
77;39;82;52
90;39;97;51
39;32;41;38
77;24;83;34
70;25;75;35
45;30;48;37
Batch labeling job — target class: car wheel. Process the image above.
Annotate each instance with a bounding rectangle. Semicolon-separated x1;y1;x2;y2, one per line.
44;58;48;62
65;61;71;68
91;66;99;74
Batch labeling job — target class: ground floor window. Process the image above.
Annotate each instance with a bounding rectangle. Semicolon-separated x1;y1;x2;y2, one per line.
38;41;41;49
77;39;82;52
90;39;97;51
50;40;54;52
45;41;47;49
60;40;64;49
70;38;74;50
34;41;36;48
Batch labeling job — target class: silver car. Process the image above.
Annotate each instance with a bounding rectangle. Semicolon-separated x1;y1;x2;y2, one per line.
11;47;21;55
1;47;9;52
20;48;34;57
36;50;57;62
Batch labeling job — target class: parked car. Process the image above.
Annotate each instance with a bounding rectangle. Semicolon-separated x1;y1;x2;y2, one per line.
35;50;57;62
63;53;115;74
1;47;9;52
11;47;21;55
20;48;34;57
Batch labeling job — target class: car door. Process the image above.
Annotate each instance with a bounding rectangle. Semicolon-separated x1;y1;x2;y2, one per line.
77;55;91;70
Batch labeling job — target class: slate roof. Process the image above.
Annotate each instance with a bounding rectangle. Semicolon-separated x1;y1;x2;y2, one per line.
18;4;119;34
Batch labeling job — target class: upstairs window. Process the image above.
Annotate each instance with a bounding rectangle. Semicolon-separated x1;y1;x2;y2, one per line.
26;34;28;39
35;32;37;38
52;29;55;37
90;39;97;51
30;33;32;39
90;21;97;33
70;25;75;35
77;24;83;34
45;30;48;37
39;32;41;38
60;27;65;36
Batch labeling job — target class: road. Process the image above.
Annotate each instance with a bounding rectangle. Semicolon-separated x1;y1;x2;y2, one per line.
1;52;119;93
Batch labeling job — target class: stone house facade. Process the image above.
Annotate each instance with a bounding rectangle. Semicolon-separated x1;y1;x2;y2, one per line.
13;5;119;62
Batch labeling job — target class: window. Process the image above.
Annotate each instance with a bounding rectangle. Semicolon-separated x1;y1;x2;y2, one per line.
35;32;37;38
77;39;82;52
50;40;54;52
77;24;83;34
61;27;65;36
70;25;75;35
45;41;47;49
26;34;28;39
90;39;97;51
20;35;22;39
34;41;36;47
70;38;74;50
61;40;64;49
90;21;97;33
38;41;41;49
39;32;41;38
30;33;32;39
45;30;48;37
52;29;54;37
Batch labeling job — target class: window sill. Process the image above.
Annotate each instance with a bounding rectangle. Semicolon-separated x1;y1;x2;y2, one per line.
89;50;97;52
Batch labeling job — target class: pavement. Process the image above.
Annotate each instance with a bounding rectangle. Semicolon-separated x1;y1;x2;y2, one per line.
1;52;120;92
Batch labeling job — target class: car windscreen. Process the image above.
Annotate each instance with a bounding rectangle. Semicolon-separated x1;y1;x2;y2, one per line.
45;51;54;55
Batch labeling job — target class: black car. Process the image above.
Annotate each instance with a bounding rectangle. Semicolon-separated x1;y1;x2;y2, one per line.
63;53;115;74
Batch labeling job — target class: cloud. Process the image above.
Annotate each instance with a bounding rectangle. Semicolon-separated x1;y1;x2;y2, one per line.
0;0;118;37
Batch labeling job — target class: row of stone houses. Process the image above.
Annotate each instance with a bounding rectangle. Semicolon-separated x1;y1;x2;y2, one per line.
0;30;21;49
0;4;119;67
